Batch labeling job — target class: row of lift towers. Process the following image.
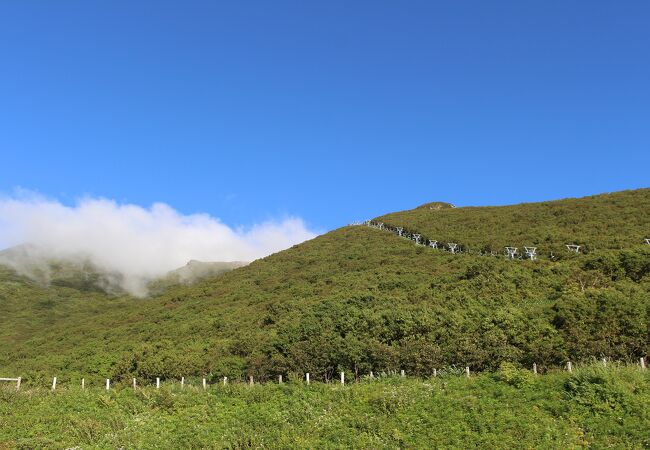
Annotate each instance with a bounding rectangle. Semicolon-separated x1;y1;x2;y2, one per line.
360;221;650;261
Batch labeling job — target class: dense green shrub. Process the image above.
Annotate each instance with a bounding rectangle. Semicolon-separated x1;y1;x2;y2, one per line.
497;361;536;388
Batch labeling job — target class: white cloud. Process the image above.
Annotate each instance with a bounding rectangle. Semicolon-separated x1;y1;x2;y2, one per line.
0;192;318;296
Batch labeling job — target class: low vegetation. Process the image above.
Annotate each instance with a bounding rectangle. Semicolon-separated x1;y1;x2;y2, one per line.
1;364;648;448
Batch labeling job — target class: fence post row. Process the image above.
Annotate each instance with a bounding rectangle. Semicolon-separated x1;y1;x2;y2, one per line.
7;357;649;391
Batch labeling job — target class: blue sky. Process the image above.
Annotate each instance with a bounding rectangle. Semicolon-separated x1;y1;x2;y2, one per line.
1;1;648;231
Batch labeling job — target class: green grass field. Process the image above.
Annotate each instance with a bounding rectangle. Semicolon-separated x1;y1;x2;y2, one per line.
1;364;648;449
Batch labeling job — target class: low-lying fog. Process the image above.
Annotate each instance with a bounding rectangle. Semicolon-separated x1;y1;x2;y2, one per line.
0;193;317;296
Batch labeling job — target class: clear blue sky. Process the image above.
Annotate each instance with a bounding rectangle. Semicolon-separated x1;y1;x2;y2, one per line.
1;1;648;231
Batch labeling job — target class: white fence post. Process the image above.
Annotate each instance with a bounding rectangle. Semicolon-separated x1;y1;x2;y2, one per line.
340;372;345;385
202;378;207;390
433;369;437;378
567;361;573;373
641;357;646;370
533;363;537;375
133;378;137;390
223;376;228;385
81;378;85;389
400;369;405;377
156;377;160;389
249;376;254;386
306;373;310;384
0;377;23;391
181;377;185;389
465;367;470;378
52;377;57;391
602;357;607;367
106;379;110;391
278;375;282;384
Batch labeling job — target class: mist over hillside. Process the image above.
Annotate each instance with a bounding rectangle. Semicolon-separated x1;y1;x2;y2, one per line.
0;245;249;295
0;193;316;295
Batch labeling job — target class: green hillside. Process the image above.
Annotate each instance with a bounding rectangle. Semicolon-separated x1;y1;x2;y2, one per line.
376;188;650;253
0;189;648;386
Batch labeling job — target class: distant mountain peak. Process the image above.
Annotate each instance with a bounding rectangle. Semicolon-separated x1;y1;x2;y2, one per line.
162;260;249;285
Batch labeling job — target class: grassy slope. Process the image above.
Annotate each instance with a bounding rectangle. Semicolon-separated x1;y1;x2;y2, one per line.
1;365;648;449
376;188;650;252
0;189;648;385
